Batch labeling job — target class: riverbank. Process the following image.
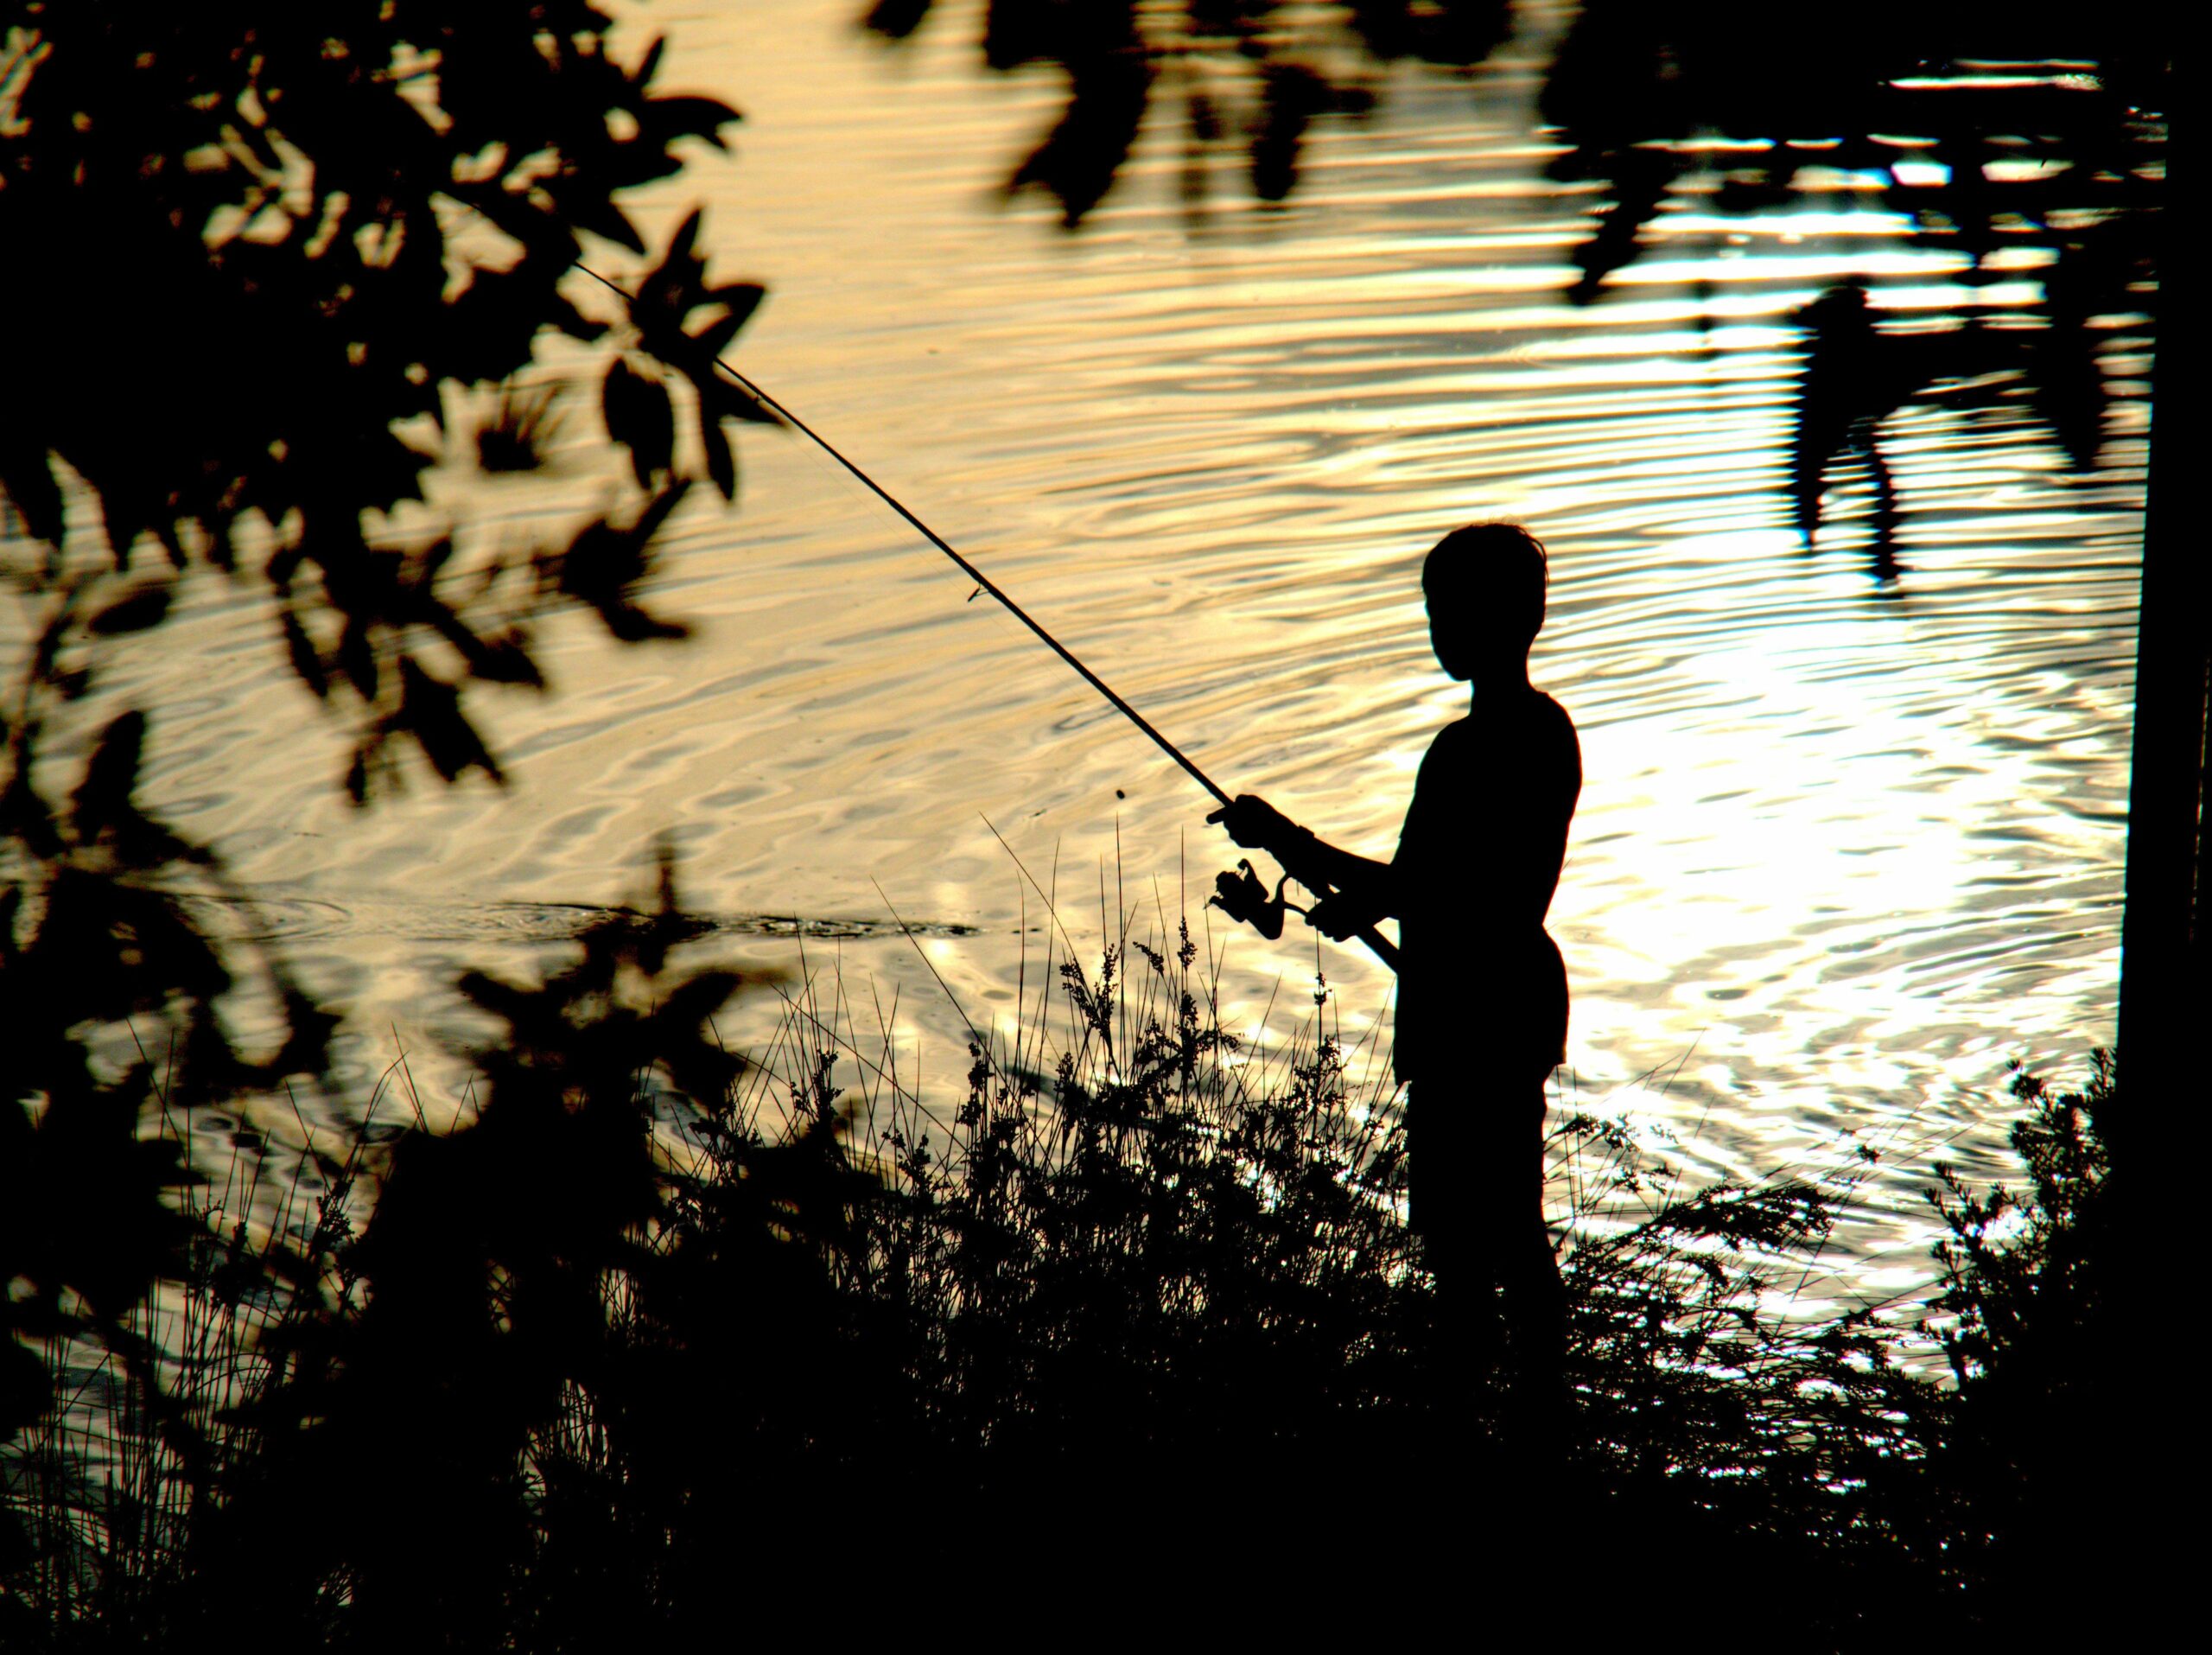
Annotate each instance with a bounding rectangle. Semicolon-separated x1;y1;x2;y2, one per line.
2;873;2114;1645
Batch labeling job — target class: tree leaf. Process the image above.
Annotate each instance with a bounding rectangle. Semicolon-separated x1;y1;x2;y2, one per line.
570;194;645;254
632;476;692;547
702;370;783;427
393;657;503;786
689;283;766;360
602;356;676;487
643;94;743;149
70;711;148;841
337;618;379;701
864;0;935;41
703;282;767;325
699;403;735;501
661;209;703;277
280;605;330;698
556;482;693;640
86;585;174;637
0;445;65;546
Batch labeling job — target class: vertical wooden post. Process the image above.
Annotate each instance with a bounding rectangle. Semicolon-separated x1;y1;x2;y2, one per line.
2109;111;2196;1623
2113;188;2203;1175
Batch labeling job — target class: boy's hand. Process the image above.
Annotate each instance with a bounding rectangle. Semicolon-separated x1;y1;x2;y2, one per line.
1206;794;1300;854
1304;892;1379;941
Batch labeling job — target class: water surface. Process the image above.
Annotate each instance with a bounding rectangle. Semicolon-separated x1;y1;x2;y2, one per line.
24;0;2147;1324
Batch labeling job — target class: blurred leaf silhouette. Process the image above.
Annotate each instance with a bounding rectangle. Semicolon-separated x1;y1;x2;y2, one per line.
179;859;906;1643
0;3;772;795
1789;195;2152;574
0;2;775;1524
868;2;2164;570
1539;4;2164;569
1541;3;2164;303
1;691;336;1476
474;381;569;474
865;0;1510;224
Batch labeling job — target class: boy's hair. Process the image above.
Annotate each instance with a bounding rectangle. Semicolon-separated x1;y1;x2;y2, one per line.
1422;521;1548;649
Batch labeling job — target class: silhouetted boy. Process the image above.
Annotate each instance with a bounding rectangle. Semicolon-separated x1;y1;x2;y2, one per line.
1211;522;1579;1388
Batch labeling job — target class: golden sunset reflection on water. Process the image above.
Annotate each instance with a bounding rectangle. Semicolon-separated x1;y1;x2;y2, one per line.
10;0;2146;1345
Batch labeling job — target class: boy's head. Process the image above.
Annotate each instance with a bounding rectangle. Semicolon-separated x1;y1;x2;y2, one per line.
1421;522;1548;680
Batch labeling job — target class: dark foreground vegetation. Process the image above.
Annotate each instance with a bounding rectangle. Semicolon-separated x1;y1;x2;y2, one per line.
3;860;2118;1646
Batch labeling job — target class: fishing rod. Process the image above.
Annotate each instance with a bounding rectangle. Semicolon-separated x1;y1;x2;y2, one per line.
577;264;1398;971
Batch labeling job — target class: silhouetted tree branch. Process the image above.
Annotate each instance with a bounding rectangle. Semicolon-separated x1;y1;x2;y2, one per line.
0;0;772;1488
0;2;771;793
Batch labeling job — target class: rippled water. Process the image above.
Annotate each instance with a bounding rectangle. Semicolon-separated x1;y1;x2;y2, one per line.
19;0;2147;1321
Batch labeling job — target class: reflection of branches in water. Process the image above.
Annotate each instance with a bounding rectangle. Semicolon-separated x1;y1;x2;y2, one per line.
873;3;2164;580
1544;3;2165;301
864;0;1513;225
1546;6;2165;573
1790;205;2152;576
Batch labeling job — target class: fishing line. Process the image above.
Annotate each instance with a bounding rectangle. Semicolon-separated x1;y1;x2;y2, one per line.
575;264;1228;806
574;262;1399;971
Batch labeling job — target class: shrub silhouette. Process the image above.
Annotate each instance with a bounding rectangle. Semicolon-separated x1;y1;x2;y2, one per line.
1914;1052;2120;1635
2;4;773;1556
0;845;2134;1642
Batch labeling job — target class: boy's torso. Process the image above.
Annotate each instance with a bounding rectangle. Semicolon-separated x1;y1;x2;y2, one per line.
1393;689;1580;1081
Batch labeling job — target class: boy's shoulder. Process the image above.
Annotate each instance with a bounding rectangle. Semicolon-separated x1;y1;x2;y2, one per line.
1437;689;1577;742
1419;693;1577;787
1529;688;1578;741
1423;711;1478;762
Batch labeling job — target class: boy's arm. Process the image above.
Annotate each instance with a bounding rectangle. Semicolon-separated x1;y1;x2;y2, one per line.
1208;796;1399;917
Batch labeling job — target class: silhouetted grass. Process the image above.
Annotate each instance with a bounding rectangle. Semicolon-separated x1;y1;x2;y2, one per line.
2;1066;377;1645
0;866;2116;1645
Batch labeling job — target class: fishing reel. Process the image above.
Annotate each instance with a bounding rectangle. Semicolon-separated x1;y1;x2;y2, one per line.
1208;859;1306;940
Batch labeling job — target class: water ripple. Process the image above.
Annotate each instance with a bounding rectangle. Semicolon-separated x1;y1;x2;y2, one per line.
9;0;2142;1323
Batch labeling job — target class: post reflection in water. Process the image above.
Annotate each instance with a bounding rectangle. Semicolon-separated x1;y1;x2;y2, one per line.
31;0;2154;1326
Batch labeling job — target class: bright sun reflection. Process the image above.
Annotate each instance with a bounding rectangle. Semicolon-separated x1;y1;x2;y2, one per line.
17;0;2139;1337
